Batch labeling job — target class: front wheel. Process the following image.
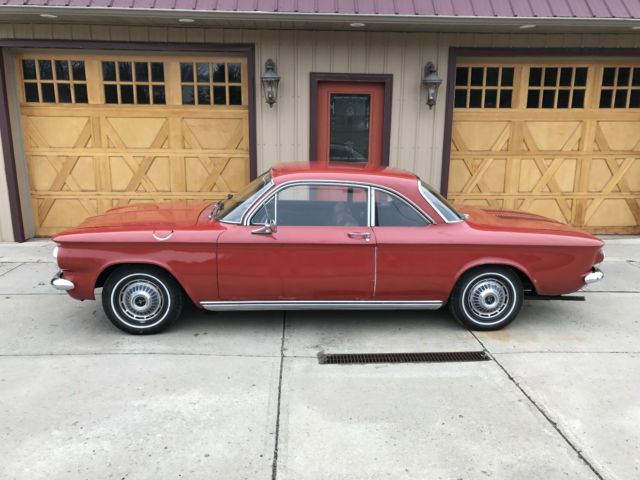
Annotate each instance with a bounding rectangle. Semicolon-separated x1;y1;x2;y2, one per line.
102;266;183;335
449;266;523;331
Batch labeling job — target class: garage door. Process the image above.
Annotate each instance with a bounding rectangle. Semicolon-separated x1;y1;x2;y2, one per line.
448;60;640;234
16;52;250;236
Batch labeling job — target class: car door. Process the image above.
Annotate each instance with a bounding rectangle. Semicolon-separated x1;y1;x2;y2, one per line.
370;188;439;299
217;182;376;300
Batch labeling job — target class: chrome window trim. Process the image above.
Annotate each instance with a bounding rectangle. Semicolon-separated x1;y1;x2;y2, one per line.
217;179;275;225
417;179;464;224
243;179;434;227
371;187;431;227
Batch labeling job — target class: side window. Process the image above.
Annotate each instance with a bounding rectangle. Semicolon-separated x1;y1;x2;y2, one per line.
275;184;368;226
250;196;275;225
375;190;428;227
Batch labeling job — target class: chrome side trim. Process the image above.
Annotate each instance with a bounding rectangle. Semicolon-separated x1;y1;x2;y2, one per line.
584;268;604;284
200;300;443;311
51;270;75;291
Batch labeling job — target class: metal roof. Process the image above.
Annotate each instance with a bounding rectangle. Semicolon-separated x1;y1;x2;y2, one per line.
1;0;640;18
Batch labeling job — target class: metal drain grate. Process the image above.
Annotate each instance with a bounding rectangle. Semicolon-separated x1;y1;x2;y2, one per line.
318;350;490;365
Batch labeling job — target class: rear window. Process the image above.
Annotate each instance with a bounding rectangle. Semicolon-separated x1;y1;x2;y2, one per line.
418;180;464;223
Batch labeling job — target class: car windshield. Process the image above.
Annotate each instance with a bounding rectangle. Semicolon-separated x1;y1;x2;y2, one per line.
215;172;273;223
418;179;465;223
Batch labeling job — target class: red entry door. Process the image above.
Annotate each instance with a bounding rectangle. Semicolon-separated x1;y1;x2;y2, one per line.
317;82;385;166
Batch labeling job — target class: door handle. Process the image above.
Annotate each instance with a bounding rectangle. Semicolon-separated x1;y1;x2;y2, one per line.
347;232;371;241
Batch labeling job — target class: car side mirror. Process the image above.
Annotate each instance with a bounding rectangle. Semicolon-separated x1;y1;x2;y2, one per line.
252;220;277;235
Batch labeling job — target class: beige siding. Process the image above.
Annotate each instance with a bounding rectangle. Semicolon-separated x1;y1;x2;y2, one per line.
2;22;640;238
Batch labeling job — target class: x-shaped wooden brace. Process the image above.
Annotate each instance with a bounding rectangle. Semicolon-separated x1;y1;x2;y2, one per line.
181;120;245;194
453;123;510;208
102;118;170;195
23;118;96;222
585;126;640;224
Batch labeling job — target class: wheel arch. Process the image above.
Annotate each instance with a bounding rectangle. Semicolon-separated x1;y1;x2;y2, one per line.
95;262;196;306
450;261;536;298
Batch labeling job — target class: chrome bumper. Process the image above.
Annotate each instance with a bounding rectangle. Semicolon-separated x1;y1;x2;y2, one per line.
51;270;75;291
584;267;604;285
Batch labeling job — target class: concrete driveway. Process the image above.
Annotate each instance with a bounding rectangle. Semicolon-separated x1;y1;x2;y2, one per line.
0;238;638;480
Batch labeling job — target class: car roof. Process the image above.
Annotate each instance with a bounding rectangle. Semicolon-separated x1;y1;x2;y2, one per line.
270;162;418;185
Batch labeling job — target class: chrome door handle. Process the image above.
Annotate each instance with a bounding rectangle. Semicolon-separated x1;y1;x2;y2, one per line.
347;232;371;241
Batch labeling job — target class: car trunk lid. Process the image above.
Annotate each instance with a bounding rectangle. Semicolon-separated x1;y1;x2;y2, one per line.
457;206;592;236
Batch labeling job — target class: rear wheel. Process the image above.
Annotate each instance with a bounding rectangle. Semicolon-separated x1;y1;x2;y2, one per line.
102;266;183;334
449;266;523;331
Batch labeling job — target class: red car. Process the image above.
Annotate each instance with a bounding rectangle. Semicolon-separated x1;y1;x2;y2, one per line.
51;162;604;335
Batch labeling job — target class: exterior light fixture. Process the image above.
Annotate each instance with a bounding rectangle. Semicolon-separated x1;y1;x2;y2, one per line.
350;22;366;27
519;24;536;29
261;58;280;108
422;61;442;109
39;13;58;18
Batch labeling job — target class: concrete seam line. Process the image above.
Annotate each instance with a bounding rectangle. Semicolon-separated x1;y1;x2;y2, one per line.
470;331;606;480
0;352;318;359
271;311;286;480
0;263;22;278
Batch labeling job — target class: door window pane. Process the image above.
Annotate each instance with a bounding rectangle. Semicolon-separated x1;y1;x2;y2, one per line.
24;83;39;102
55;60;69;80
329;93;370;163
135;62;149;82
120;84;134;104
250;197;276;225
22;60;37;80
71;61;86;81
375;190;428;227
229;86;242;105
74;84;88;103
38;60;53;80
228;63;242;82
41;83;55;102
276;185;368;226
213;86;226;105
57;83;72;103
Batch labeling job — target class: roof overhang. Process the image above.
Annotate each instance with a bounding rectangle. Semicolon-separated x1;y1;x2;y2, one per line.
2;6;640;33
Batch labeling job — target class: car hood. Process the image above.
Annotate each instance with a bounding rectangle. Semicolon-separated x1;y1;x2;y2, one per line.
457;205;597;237
74;201;213;229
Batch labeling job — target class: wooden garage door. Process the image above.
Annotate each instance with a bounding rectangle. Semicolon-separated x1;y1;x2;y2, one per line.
448;61;640;234
16;53;249;236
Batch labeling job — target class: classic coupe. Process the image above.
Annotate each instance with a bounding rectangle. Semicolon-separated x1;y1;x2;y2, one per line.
51;162;604;334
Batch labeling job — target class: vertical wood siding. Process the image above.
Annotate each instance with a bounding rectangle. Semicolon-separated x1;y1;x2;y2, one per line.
2;22;640;239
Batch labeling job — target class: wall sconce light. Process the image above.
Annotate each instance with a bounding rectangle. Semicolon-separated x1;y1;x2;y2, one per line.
422;61;442;109
261;58;280;108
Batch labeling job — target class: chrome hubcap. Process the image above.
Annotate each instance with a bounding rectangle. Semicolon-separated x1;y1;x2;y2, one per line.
467;279;509;320
119;280;163;322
